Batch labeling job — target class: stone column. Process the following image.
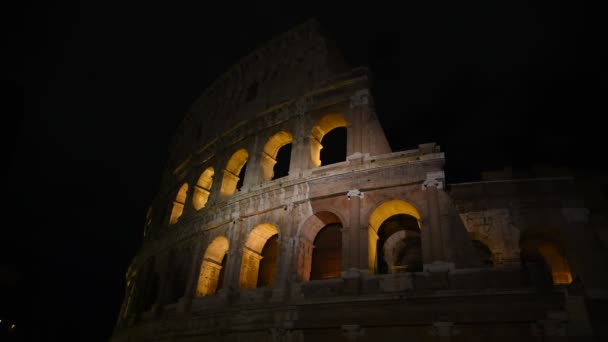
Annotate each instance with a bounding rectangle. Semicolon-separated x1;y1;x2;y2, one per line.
296;238;314;281
223;221;243;291
422;171;446;267
348;89;391;156
273;236;296;299
242;136;263;189
289;136;313;175
182;238;205;298
177;240;205;312
346;189;365;272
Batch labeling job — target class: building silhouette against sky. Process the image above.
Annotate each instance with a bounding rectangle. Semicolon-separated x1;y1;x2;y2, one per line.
109;20;607;341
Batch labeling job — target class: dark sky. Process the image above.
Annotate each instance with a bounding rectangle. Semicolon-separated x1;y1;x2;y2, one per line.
6;2;606;341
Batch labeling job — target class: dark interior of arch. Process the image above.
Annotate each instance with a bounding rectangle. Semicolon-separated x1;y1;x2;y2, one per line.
394;236;422;272
273;143;292;180
236;161;247;191
520;247;553;289
320;127;347;165
471;240;493;266
377;214;420;274
257;234;278;288
311;223;342;280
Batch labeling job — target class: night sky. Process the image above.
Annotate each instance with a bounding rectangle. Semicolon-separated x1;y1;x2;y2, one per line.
7;2;606;341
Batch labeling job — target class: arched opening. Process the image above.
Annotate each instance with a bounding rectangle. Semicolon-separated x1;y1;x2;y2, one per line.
239;223;279;288
257;235;278;287
193;167;214;210
520;229;572;285
472;240;494;266
196;236;229;297
320;127;347;165
310;223;342;280
220;149;248;196
169;183;188;225
297;211;343;281
310;113;348;167
261;131;293;181
368;200;422;274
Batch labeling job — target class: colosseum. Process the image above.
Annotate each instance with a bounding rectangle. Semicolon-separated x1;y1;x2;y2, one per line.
110;20;607;341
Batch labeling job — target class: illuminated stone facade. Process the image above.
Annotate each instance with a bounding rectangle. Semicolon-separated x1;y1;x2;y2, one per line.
111;20;607;341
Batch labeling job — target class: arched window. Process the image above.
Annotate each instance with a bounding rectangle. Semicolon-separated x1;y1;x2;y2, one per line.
297;211;343;281
220;149;248;196
193;167;214;210
196;236;229;296
368;200;422;274
169;183;188;225
239;223;279;288
261;131;293;181
310;113;348;167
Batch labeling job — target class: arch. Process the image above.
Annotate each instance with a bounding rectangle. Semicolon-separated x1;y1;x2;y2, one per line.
169;183;188;225
261;131;293;181
220;149;249;196
193;167;214;210
196;236;229;297
297;211;343;281
310;113;348;167
239;223;279;288
520;227;572;285
368;200;422;274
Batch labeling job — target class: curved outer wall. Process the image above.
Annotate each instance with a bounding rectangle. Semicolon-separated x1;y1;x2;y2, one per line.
111;20;607;342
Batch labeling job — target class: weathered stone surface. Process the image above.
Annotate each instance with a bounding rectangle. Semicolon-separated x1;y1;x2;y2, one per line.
111;20;605;342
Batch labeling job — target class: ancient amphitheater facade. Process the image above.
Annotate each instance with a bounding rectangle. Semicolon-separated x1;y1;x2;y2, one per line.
111;20;607;341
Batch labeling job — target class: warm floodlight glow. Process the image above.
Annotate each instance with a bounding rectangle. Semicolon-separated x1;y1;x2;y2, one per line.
193;167;214;210
239;223;279;288
196;236;229;296
169;183;188;224
261;131;293;181
310;113;347;167
368;200;421;274
220;149;249;196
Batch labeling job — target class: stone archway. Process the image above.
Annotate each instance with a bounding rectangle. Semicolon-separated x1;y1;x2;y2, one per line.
368;200;422;274
261;131;293;181
239;223;279;288
220;149;248;196
169;183;188;224
310;113;348;167
193;167;214;210
296;211;343;281
196;235;229;296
